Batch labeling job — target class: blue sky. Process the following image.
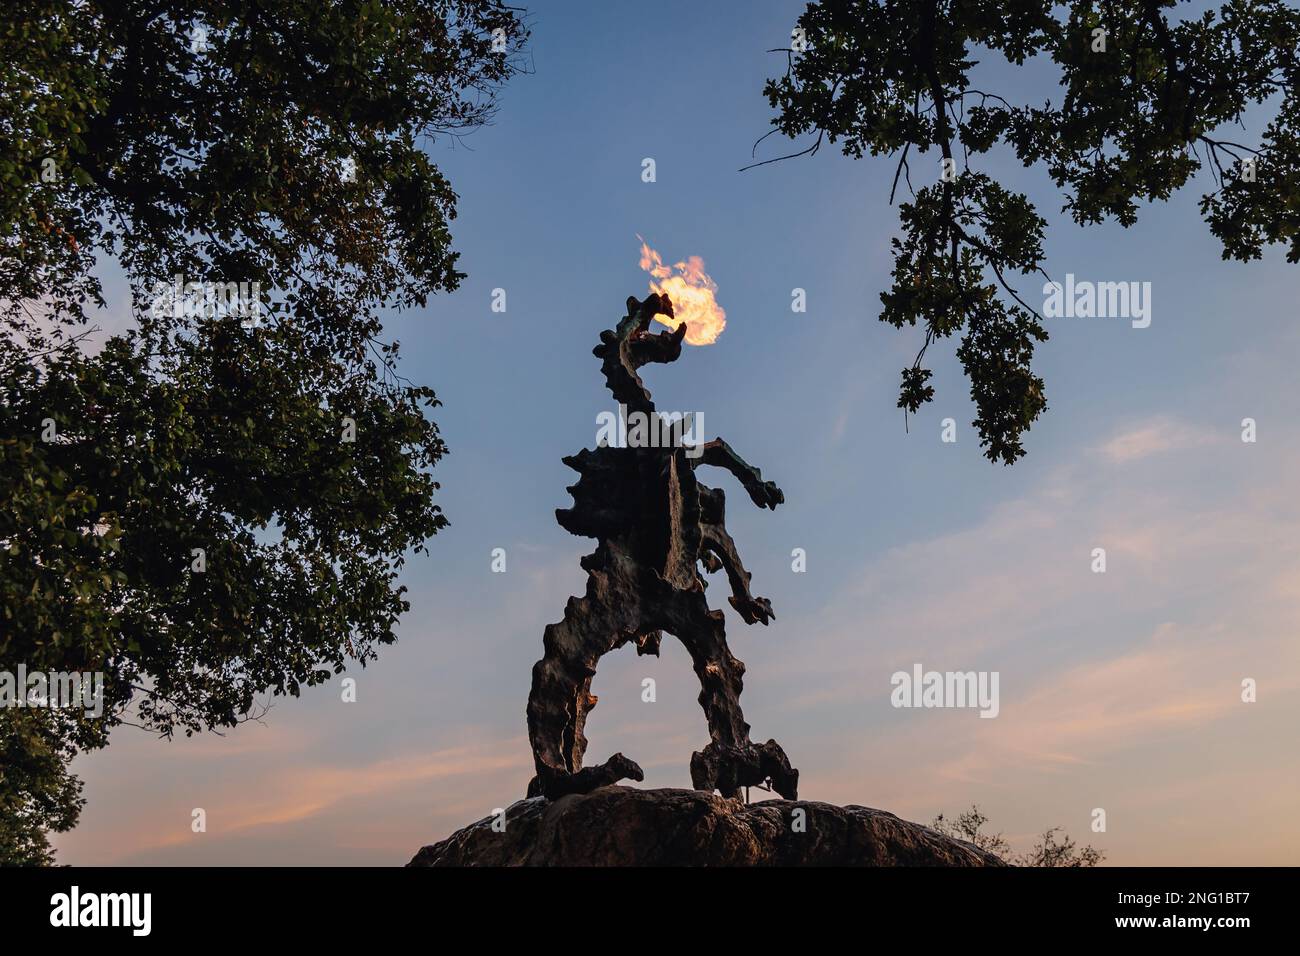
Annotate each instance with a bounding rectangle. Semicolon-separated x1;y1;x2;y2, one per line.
54;0;1300;864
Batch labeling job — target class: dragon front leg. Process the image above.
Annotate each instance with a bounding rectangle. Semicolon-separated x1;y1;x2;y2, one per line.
697;438;784;510
699;486;775;626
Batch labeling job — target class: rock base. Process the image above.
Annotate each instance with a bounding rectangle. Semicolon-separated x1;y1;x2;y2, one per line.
407;786;1006;867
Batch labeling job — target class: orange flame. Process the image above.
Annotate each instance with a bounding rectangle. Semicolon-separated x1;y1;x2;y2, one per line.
637;236;726;345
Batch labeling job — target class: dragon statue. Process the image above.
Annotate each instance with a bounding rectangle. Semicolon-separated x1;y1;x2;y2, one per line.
525;292;798;802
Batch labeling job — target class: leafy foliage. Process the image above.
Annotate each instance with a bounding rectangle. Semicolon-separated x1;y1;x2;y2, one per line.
0;709;84;866
761;0;1300;463
932;804;1104;866
1;0;527;861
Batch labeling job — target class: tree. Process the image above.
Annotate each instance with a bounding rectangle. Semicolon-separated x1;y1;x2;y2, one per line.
0;0;528;860
0;710;84;866
1019;826;1105;868
932;804;1104;866
930;804;1011;858
758;0;1300;463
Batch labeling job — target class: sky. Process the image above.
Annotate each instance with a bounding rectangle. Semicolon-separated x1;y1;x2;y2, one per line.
53;0;1300;865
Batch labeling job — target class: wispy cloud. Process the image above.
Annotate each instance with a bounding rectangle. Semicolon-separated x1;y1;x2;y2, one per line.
765;415;1300;861
1097;416;1218;463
